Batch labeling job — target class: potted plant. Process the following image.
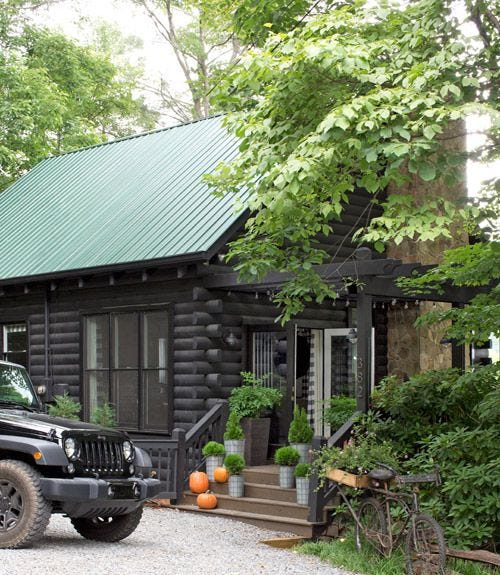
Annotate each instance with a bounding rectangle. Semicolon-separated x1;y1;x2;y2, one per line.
274;446;300;488
229;371;283;465
294;463;311;505
288;405;313;463
224;453;245;497
202;441;225;481
223;411;245;457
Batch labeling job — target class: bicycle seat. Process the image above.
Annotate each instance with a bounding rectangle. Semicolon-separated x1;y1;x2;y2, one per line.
368;468;396;482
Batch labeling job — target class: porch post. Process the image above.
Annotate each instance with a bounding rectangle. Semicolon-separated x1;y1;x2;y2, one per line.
356;290;372;413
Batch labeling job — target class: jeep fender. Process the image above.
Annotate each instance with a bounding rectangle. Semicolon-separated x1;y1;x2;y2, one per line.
133;446;153;475
0;435;68;466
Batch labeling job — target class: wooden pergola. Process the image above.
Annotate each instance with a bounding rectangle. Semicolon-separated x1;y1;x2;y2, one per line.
201;256;480;412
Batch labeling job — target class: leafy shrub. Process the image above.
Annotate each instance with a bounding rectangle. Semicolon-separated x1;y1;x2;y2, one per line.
224;453;245;475
288;405;314;443
224;411;245;440
229;371;283;418
202;441;225;457
90;402;116;428
274;446;300;466
48;393;81;420
323;395;357;431
356;363;500;549
294;463;311;478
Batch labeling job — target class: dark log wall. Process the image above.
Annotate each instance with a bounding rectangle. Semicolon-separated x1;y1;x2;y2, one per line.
0;188;387;432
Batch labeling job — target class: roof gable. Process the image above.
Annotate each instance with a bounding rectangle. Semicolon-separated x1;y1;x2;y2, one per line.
0;116;242;282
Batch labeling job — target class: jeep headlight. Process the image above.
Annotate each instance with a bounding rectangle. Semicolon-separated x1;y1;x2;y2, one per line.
122;440;134;462
64;437;79;461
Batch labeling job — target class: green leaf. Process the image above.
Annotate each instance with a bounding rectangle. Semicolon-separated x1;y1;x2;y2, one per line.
418;162;436;181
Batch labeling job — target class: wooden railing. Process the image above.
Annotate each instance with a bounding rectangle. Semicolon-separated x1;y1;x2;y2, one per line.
307;415;359;530
132;399;229;503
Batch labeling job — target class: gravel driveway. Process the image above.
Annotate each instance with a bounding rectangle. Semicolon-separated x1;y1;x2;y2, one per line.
2;507;353;575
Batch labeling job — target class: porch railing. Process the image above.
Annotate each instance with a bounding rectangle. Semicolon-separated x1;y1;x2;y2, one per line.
307;414;359;530
132;399;229;503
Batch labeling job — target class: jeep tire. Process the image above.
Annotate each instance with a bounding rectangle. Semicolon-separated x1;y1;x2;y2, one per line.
70;506;143;542
0;460;52;549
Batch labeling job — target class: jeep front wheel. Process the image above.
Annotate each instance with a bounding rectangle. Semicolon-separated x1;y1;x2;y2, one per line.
0;460;51;548
71;506;143;542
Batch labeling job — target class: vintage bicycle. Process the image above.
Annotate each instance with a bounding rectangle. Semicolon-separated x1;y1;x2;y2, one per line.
328;463;446;575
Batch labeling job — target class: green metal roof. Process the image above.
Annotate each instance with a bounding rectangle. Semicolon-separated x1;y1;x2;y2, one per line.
0;115;244;282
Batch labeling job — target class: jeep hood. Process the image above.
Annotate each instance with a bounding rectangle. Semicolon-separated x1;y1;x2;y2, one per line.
0;410;123;442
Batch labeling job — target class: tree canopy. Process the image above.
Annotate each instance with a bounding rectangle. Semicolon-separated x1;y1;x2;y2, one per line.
0;0;157;190
207;0;499;341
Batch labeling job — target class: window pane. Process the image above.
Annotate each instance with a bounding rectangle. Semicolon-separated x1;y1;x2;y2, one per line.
112;370;139;428
86;371;110;416
143;311;168;368
86;316;109;369
3;324;28;367
252;331;287;390
143;370;168;430
113;314;138;368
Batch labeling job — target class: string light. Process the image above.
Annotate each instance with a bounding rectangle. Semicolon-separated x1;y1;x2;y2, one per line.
404;302;409;309
345;299;350;307
391;298;397;306
255;292;259;300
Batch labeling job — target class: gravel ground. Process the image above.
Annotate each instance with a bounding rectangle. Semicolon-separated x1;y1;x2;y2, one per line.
1;507;353;575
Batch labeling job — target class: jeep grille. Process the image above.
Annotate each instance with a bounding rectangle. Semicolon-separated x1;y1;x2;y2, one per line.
78;439;126;477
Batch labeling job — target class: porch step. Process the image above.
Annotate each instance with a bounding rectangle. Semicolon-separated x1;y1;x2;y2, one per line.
173;504;333;538
243;464;281;486
182;491;310;520
209;481;296;503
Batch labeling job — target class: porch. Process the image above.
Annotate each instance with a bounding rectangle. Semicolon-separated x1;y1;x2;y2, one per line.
132;399;348;537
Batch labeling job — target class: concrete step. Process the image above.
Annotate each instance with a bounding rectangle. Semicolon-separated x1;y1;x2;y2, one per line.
173;504;322;537
182;492;309;520
209;481;297;503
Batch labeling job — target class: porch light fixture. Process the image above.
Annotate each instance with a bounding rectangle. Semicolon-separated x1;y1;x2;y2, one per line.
346;328;357;344
223;329;238;349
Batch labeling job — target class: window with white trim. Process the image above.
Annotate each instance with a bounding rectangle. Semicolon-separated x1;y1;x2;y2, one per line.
2;323;28;367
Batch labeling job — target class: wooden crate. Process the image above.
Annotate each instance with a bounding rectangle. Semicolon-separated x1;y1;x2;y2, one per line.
326;468;370;489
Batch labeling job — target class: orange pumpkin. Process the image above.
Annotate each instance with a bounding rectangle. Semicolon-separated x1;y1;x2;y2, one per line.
197;491;217;509
189;471;209;494
213;466;229;484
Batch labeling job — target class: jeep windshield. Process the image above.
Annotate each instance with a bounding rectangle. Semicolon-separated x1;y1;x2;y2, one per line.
0;363;39;410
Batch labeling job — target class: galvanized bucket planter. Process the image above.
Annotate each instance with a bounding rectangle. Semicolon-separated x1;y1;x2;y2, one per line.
291;443;311;464
224;439;245;458
228;475;244;497
279;465;295;489
205;455;224;481
296;477;310;505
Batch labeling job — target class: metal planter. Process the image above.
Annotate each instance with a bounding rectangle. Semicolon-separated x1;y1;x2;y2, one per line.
291;443;312;464
228;474;245;497
224;439;245;458
205;455;224;481
296;477;310;505
279;465;295;489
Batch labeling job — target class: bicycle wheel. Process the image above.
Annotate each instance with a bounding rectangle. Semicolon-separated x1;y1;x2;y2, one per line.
355;497;389;556
405;513;446;575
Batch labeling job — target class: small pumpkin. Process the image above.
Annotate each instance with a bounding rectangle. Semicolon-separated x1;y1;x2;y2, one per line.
189;471;209;494
213;466;229;484
197;491;217;509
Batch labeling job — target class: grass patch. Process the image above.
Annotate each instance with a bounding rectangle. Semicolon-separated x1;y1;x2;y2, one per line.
297;534;496;575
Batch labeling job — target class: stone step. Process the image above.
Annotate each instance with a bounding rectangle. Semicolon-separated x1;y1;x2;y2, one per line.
209;481;297;503
182;492;309;520
173;505;324;537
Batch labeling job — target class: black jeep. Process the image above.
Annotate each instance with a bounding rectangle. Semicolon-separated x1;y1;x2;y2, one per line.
0;360;161;548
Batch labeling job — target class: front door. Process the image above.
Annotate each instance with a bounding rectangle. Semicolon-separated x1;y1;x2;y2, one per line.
322;329;357;436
